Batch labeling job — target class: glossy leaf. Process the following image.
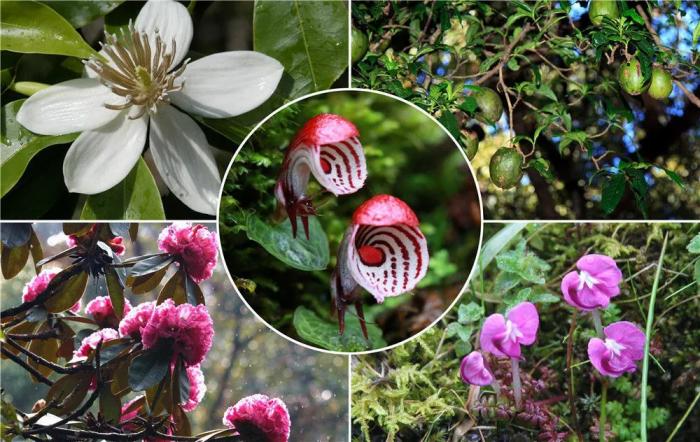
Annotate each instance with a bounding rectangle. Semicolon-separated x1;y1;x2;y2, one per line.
28;328;59;380
43;270;88;313
47;1;124;28
293;306;386;352
99;384;121;423
81;158;165;220
46;373;91;415
601;173;626;215
1;242;30;279
0;1;97;59
158;270;186;305
184;274;205;305
106;268;125;319
246;215;329;271
127;254;174;278
128;348;170;391
128;267;167;295
253;0;348;98
1;100;78;197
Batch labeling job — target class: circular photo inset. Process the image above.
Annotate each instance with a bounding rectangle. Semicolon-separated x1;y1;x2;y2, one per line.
218;89;482;353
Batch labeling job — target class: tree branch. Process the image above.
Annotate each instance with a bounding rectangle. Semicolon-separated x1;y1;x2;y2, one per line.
0;347;53;386
474;24;533;86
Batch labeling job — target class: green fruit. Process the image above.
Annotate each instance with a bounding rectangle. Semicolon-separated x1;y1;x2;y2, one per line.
648;66;673;100
489;148;523;189
589;0;619;26
460;130;479;160
474;88;503;124
618;57;648;95
351;26;368;64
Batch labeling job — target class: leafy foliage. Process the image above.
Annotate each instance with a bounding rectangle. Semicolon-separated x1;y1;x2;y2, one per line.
352;0;700;219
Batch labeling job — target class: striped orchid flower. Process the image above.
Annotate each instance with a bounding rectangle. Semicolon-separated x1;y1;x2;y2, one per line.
275;114;367;239
331;195;429;338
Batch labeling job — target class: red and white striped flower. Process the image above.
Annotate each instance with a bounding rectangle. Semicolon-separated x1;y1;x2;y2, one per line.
331;195;429;337
275;114;367;239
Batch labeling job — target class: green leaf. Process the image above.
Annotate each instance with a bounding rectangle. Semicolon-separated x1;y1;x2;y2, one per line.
253;0;348;98
601;173;626;215
475;223;528;274
496;240;551;284
438;112;460;141
1;99;78;197
694;21;700;47
128;254;174;278
80;158;165;220
46;1;124;28
661;168;684;188
505;287;532;308
44;270;88;313
106;268;125;319
128;348;170;391
536;84;558;101
529;158;555;182
687;234;700;254
531;291;560;303
455;339;472;357
245;215;329;271
458;96;478;113
99;384;121;423
292;306;386;352
694;260;700;286
457;302;483;324
495;271;520;293
0;1;97;58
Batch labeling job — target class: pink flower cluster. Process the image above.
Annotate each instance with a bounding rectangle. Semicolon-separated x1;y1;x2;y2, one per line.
86;296;132;328
119;299;214;367
158;223;218;284
22;269;80;313
182;365;207;412
223;394;291;442
118;301;156;338
67;226;126;256
560;253;646;378
73;328;119;361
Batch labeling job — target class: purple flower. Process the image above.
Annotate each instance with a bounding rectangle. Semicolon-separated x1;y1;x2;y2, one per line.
561;254;622;311
460;351;494;386
480;302;539;360
588;321;645;377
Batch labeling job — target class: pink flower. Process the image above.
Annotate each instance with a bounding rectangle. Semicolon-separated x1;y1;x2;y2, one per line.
588;321;645;377
141;299;214;366
23;269;81;313
480;302;539;360
181;364;207;412
86;296;132;328
73;328;119;361
223;394;291;442
158;223;218;284
118;301;156;338
561;254;622;311
460;351;494;386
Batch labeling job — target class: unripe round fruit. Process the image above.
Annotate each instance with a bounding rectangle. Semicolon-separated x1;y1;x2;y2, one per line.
589;0;619;26
474;88;503;124
351;27;368;63
460;130;479;160
648;66;673;100
489;148;523;189
618;57;648;95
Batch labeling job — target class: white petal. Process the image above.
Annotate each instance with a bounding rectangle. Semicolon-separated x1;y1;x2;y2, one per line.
170;51;283;118
348;224;429;303
135;0;193;68
63;113;148;194
16;79;121;136
149;105;220;215
309;137;367;195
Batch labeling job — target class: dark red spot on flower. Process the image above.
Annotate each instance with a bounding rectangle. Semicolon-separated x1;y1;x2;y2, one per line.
320;158;332;174
358;245;385;266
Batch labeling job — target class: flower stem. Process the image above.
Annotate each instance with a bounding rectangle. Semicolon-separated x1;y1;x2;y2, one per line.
642;233;668;442
511;358;522;409
491;380;501;400
600;379;608;442
591;309;604;338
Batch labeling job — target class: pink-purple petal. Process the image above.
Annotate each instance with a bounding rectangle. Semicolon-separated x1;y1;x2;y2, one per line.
507;302;539;345
460;352;493;386
479;314;507;357
604;321;646;361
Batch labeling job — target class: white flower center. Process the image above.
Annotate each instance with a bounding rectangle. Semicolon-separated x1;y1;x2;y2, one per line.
504;319;524;342
86;23;188;118
577;270;600;291
604;338;625;357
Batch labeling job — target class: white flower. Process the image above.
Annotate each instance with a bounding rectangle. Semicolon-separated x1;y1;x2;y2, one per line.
16;0;283;215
